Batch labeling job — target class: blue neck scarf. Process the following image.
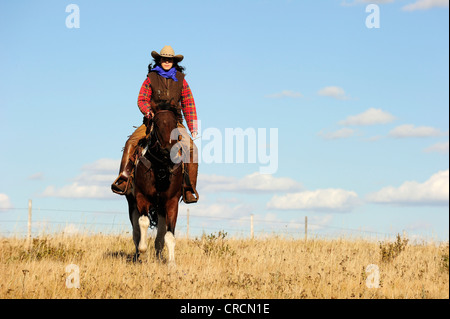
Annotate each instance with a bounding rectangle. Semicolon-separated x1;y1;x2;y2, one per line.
151;66;178;82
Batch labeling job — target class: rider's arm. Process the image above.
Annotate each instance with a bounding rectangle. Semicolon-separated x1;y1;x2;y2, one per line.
180;79;198;136
137;77;153;118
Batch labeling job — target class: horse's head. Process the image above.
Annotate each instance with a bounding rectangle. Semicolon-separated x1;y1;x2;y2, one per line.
146;100;180;164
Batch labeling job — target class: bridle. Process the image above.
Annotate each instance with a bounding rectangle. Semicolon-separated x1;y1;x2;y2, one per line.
145;109;182;174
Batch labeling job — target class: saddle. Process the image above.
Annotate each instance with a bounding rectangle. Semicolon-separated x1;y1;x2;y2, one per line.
123;133;198;204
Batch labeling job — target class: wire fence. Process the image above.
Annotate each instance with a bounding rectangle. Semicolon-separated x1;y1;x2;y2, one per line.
0;205;419;242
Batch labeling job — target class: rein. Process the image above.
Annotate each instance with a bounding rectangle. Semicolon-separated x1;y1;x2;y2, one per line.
144;110;181;175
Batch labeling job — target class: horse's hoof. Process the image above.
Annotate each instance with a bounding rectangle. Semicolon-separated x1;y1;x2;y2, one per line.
156;255;166;264
132;255;142;264
138;245;147;254
168;260;177;270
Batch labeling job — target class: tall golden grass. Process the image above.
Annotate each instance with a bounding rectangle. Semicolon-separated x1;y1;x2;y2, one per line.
0;232;448;299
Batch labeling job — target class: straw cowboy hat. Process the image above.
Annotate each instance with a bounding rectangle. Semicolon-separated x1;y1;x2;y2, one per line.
151;45;184;62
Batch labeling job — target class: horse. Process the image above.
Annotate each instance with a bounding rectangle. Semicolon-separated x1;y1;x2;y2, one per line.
126;102;184;266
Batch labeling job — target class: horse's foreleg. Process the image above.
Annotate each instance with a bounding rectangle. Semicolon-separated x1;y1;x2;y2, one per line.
127;195;141;261
164;231;176;268
138;214;150;253
134;193;151;255
155;211;166;261
165;199;179;268
131;208;141;260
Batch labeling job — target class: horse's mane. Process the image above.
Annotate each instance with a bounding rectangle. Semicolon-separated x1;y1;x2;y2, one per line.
153;100;179;118
138;101;178;149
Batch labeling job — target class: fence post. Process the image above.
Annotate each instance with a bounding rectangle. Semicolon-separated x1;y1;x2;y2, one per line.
186;208;190;240
304;216;308;241
250;214;254;239
27;199;32;250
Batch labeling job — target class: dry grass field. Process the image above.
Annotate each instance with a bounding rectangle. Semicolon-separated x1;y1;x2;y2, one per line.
0;231;448;299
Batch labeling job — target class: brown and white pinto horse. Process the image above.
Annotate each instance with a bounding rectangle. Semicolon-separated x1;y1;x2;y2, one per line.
126;102;183;266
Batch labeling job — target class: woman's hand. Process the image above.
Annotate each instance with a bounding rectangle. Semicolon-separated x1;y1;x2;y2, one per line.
145;110;154;119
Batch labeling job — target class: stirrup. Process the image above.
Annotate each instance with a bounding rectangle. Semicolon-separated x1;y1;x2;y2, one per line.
183;188;199;204
182;176;199;203
181;164;199;203
111;175;129;195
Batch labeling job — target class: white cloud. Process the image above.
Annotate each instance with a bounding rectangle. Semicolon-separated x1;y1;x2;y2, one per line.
285;214;334;231
339;108;396;126
265;90;303;98
367;169;449;206
0;194;13;210
183;201;255;226
318;128;355;140
42;183;114;199
239;173;303;192
267;188;360;212
198;172;303;193
405;220;433;232
388;124;444;138
74;172;118;184
42;158;119;200
82;158;120;172
424;141;449;154
63;224;80;236
402;0;449;11
254;213;334;235
317;86;351;100
364;135;384;142
180;202;335;236
42;164;303;199
28;172;44;180
199;174;236;185
193;202;254;218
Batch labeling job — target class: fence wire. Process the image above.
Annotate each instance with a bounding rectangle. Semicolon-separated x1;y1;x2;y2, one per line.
0;206;405;240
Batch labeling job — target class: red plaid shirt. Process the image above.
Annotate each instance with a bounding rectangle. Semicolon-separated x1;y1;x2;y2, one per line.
137;76;198;134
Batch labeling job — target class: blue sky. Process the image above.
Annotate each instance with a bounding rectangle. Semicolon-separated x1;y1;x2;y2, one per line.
0;0;448;241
